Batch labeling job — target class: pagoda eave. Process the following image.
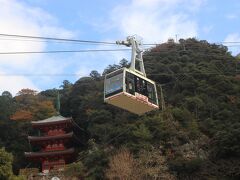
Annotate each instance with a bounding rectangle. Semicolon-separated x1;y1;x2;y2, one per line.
31;116;73;128
32;119;72;128
28;132;73;143
25;148;75;159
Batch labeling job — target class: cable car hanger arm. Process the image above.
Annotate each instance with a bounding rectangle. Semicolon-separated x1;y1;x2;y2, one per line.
116;36;146;77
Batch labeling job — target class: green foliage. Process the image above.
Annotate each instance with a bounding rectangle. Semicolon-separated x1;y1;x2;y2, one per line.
9;175;26;180
169;157;203;174
136;148;176;179
102;64;121;75
2;91;13;99
0;92;15;120
212;123;240;158
11;89;56;121
0;148;13;180
64;162;85;178
90;70;101;80
133;124;153;140
172;108;193;126
79;140;108;179
119;58;129;67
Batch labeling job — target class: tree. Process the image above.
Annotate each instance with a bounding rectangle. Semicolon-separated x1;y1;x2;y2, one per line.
15;89;38;107
64;162;86;178
2;91;12;99
12;89;57;121
80;139;108;179
212;125;240;158
0;148;13;180
16;89;37;96
34;100;56;119
90;70;101;80
0;93;14;120
105;148;138;180
10;110;33;121
136;148;176;179
169;157;203;178
119;58;129;67
102;64;120;75
131;124;153;149
60;80;72;89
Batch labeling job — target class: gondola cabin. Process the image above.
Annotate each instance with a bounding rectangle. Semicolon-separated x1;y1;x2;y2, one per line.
104;68;159;115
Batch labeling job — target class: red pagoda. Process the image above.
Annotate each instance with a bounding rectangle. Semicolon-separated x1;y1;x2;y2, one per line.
25;115;75;173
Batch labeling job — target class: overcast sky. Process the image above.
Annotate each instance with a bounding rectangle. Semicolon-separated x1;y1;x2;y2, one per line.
0;0;240;95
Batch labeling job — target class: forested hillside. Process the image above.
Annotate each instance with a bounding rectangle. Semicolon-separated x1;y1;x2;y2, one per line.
0;38;239;179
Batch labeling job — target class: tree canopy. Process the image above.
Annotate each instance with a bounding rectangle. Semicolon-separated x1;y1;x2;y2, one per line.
0;38;239;179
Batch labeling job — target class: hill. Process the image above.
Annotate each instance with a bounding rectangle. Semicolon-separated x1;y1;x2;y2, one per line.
0;38;239;179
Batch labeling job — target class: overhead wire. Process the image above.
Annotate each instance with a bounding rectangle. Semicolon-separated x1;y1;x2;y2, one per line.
103;126;133;146
1;33;240;45
0;33;239;55
0;33;117;45
0;48;131;55
0;71;238;77
1;46;239;55
0;37;119;46
0;41;239;55
0;33;239;76
72;119;89;134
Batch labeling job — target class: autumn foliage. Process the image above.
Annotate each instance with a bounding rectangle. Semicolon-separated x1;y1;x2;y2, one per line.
105;148;137;179
10;110;33;121
11;89;56;121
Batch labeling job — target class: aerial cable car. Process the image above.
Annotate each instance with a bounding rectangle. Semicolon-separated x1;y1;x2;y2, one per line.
104;36;159;115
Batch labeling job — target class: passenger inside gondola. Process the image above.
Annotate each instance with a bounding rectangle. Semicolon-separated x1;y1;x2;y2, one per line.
126;72;135;95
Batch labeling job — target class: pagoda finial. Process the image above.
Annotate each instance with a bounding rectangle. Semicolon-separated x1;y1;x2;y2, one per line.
56;91;61;115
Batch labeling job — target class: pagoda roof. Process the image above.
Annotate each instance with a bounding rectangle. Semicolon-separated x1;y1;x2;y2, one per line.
28;132;73;143
31;115;72;126
25;148;75;158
